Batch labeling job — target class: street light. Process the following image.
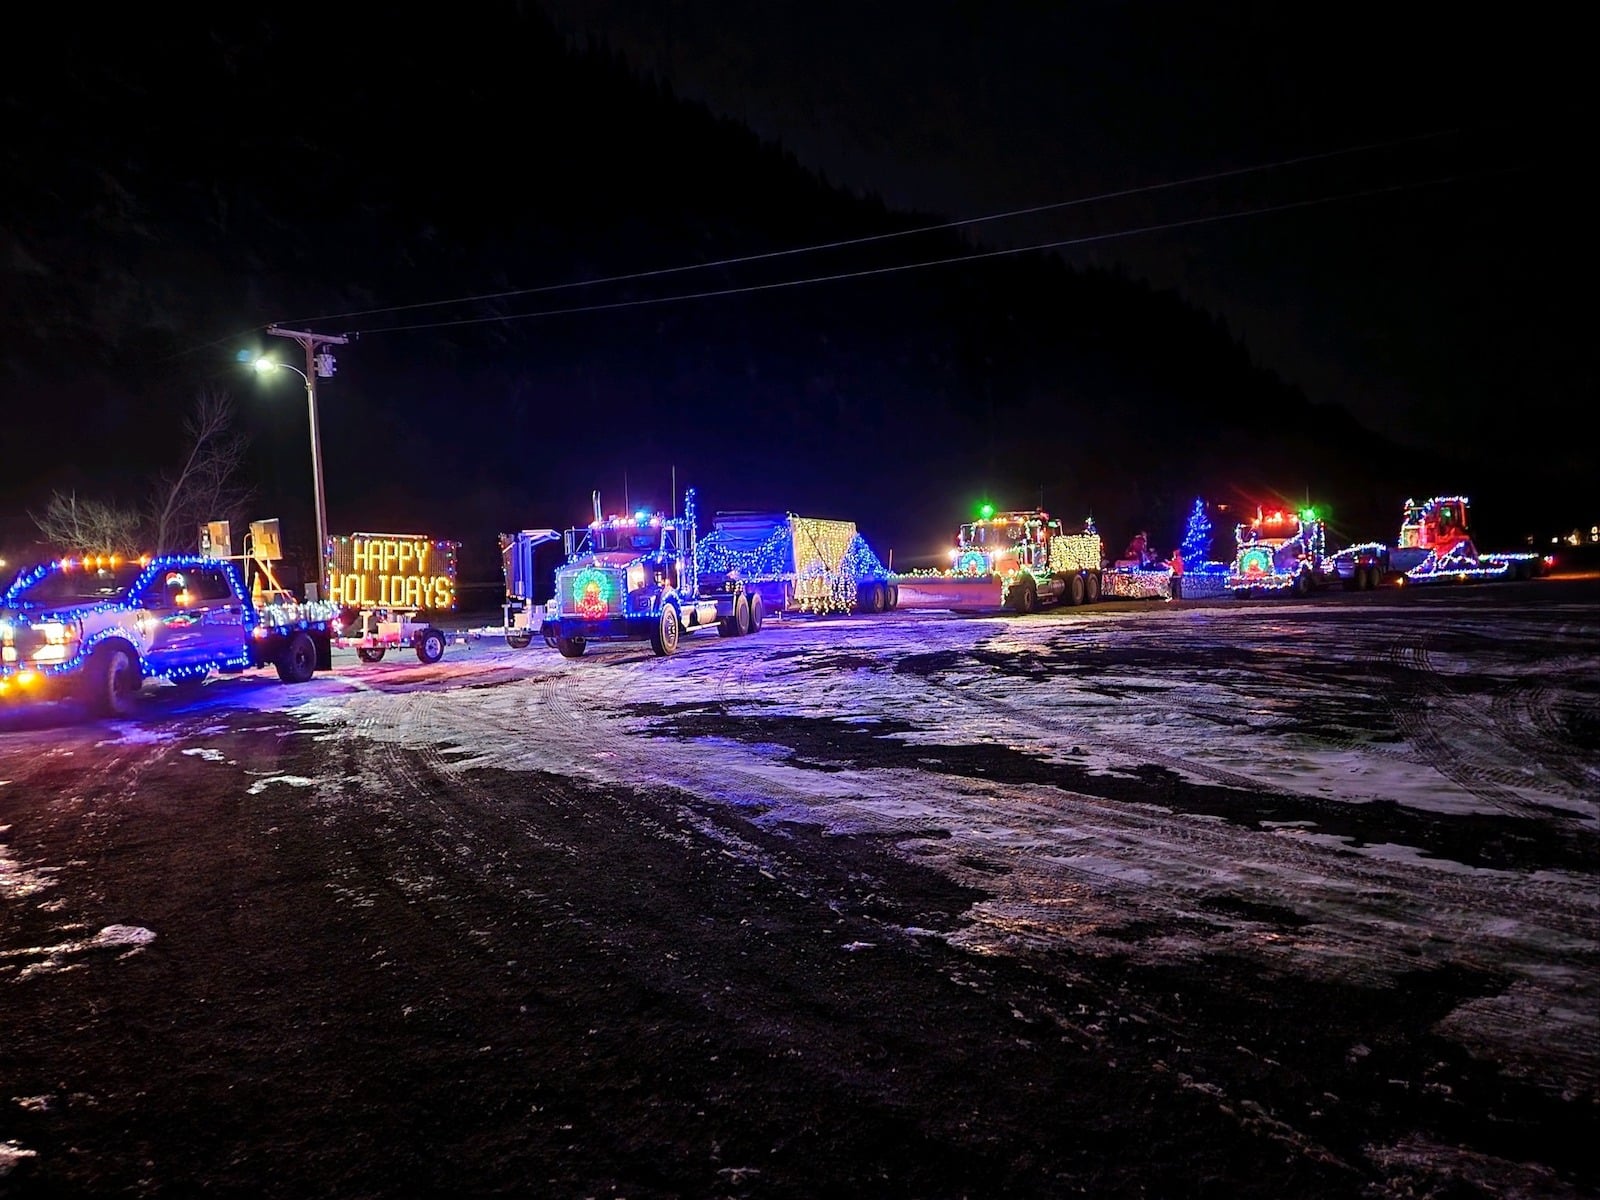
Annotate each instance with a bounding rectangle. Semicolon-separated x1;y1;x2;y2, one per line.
248;326;347;601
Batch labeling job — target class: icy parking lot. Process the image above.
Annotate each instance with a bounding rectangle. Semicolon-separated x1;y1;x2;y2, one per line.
2;581;1596;1198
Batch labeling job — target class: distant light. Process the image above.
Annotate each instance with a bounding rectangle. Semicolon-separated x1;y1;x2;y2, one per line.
235;349;254;363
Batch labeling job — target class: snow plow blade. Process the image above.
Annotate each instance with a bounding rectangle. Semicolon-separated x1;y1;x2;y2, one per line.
890;575;1007;612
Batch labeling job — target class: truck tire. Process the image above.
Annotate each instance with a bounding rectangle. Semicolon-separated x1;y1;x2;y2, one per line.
1369;566;1385;589
1292;571;1311;599
719;592;752;638
556;633;586;658
1068;574;1086;606
357;647;387;663
887;583;899;610
650;606;681;656
415;629;446;664
747;591;764;633
1009;580;1038;614
506;630;533;650
858;582;885;614
275;632;318;684
86;642;141;718
1084;573;1101;603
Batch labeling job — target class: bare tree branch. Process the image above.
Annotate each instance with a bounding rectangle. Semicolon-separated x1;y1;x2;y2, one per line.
27;390;253;559
149;390;254;552
28;490;145;556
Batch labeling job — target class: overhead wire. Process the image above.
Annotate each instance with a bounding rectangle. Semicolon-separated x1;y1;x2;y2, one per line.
282;127;1467;327
349;168;1521;336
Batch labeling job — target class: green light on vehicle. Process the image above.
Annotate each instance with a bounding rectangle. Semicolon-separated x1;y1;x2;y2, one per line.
1300;507;1318;522
978;503;994;519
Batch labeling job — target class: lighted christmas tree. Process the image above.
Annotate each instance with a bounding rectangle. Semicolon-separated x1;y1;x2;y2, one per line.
1180;497;1212;565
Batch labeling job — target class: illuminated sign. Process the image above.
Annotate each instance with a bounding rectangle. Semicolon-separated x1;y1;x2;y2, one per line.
325;533;458;611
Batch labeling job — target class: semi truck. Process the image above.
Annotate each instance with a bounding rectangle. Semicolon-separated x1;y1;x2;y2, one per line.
894;507;1171;613
695;511;898;615
1228;507;1335;598
539;489;762;657
0;554;336;717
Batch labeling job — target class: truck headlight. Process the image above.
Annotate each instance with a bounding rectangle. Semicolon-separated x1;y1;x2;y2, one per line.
31;620;80;663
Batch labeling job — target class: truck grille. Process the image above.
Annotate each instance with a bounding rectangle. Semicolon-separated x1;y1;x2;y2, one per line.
558;567;624;619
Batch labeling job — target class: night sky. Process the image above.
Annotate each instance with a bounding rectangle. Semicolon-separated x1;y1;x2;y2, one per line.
0;3;1583;581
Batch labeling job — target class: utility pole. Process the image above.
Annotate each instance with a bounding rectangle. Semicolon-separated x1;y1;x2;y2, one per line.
267;325;347;599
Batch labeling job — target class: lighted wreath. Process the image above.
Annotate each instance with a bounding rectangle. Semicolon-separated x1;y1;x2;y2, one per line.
571;567;613;620
1237;546;1274;577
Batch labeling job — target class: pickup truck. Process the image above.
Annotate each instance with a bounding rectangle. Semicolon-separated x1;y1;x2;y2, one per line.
1;554;337;717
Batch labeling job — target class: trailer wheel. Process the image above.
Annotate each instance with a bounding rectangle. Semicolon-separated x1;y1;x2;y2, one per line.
415;629;446;664
275;633;318;684
858;582;885;614
887;583;899;610
650;606;681;656
1068;574;1086;606
734;592;751;636
556;633;587;658
357;647;386;663
1084;573;1100;603
86;642;141;718
747;592;764;633
506;630;533;650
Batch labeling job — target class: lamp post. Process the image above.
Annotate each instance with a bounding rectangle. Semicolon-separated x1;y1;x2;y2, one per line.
251;326;346;599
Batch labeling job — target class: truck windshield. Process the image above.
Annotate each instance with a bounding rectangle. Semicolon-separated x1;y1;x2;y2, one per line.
961;522;1026;548
592;527;661;553
11;563;144;607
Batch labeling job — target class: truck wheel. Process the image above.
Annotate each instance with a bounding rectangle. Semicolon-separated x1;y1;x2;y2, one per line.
650;606;681;656
275;632;318;684
857;583;884;614
1068;574;1086;606
1010;581;1037;614
1084;573;1100;603
556;633;587;658
1293;571;1311;599
86;642;141;718
415;629;446;664
1234;589;1250;600
506;630;533;650
733;592;751;636
357;647;386;663
747;592;765;633
887;583;899;610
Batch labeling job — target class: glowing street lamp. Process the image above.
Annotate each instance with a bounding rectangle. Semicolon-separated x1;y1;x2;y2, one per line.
247;326;347;599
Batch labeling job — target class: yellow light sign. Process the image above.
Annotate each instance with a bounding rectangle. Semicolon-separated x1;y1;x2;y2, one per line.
325;534;458;611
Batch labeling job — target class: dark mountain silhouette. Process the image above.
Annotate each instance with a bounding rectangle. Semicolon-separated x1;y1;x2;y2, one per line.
0;4;1521;581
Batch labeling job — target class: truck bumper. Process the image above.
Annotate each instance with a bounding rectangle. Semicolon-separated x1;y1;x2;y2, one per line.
541;616;656;643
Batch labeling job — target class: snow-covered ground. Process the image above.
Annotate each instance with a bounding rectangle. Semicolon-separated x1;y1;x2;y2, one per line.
266;596;1599;1114
5;586;1596;1193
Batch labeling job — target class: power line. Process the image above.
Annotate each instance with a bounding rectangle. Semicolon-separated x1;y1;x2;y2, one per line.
287;128;1466;327
351;168;1517;336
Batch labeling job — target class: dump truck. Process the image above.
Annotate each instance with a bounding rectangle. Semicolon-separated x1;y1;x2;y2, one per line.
695;511;898;615
540;489;761;657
